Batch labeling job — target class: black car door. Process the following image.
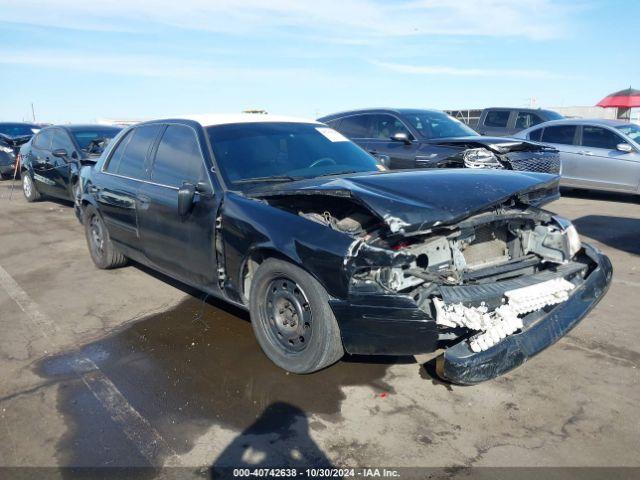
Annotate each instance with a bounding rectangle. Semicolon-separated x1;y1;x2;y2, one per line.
366;114;418;169
97;125;162;253
138;123;218;289
29;129;56;195
45;129;76;199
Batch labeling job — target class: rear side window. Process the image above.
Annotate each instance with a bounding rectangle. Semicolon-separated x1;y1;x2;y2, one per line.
528;128;543;141
151;125;206;187
338;115;370;138
116;125;162;180
105;130;133;173
33;130;52;150
581;126;622;150
484;110;510;128
515;112;543;130
541;125;577;145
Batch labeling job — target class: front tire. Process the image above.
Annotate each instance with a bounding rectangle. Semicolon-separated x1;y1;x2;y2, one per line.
22;172;41;202
83;205;127;269
249;258;344;374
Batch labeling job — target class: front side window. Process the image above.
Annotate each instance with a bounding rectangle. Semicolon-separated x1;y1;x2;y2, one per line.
484;110;510;128
515;112;543;130
369;114;412;140
337;115;370;138
33;130;52;150
152;125;206;187
541;125;577;145
207;122;381;190
404;111;476;139
582;126;624;150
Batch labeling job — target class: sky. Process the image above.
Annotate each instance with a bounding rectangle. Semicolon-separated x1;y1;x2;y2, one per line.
0;0;638;123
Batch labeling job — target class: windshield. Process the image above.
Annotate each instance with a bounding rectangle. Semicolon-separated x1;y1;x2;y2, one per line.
615;124;640;143
0;123;39;137
207;122;382;189
71;128;121;151
402;111;477;139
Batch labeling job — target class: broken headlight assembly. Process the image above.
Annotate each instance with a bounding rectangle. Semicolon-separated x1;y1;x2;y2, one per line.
564;224;582;258
463;148;504;169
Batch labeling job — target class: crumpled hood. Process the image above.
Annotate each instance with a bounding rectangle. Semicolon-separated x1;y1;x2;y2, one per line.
251;169;560;234
429;136;555;154
0;133;32;149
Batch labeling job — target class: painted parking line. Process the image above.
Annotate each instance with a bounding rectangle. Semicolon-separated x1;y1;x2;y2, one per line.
0;263;182;467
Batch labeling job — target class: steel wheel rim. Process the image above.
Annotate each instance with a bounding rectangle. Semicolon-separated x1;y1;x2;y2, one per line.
23;175;32;197
89;215;105;258
263;277;312;352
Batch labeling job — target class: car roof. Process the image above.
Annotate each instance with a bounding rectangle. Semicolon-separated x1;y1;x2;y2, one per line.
173;113;321;127
0;122;39;127
526;118;630;129
318;108;443;121
39;124;121;132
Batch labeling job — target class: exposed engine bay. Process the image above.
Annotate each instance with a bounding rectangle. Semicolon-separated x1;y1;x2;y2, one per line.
264;194;584;354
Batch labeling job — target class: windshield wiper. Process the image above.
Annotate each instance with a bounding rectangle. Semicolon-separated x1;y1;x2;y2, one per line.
314;170;360;178
233;175;298;184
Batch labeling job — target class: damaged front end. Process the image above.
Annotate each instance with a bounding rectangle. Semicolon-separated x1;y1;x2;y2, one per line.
343;207;611;383
253;171;611;384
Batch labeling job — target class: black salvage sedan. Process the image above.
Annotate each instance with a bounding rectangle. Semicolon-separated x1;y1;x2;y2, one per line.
318;108;560;174
76;115;611;384
20;124;121;203
0;122;40;179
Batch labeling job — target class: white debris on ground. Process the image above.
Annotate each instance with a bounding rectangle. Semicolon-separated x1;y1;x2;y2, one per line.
434;278;575;352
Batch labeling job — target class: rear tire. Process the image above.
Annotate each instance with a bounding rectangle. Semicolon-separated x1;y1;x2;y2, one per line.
249;258;344;374
83;205;128;269
22;172;41;202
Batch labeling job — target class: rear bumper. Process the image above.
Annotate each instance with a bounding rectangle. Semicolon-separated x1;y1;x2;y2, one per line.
438;243;612;384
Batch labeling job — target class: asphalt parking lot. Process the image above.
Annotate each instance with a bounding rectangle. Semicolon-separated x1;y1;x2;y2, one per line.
0;180;638;473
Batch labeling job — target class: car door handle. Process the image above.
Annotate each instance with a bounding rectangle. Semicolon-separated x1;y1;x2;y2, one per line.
579;150;595;156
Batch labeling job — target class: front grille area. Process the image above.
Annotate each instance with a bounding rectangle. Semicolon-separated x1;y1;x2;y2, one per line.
504;151;561;174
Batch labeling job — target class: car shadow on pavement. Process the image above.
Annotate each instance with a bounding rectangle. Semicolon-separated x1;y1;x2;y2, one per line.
35;286;405;470
209;402;333;476
572;215;640;255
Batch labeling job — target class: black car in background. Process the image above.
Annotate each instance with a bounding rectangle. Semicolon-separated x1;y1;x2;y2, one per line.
476;107;564;136
75;114;610;384
20;124;121;203
318;108;560;174
0;122;40;179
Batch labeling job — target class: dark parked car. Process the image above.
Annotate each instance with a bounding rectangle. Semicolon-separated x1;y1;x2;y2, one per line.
76;114;611;384
317;109;560;174
476;107;564;136
0;122;40;179
20;124;121;203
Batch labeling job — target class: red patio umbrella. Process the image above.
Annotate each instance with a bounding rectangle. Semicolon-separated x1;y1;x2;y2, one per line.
596;87;640;108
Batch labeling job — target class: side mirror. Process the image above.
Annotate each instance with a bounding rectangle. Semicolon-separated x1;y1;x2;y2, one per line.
391;132;412;145
52;148;69;158
372;153;390;168
178;183;196;218
616;143;633;153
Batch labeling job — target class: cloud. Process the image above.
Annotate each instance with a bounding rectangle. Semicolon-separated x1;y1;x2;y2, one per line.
372;60;567;79
0;0;573;40
0;49;313;80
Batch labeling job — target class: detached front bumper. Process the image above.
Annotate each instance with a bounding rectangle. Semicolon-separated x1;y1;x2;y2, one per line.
438;243;612;384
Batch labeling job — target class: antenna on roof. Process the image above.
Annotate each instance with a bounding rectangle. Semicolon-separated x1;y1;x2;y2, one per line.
31;103;36;122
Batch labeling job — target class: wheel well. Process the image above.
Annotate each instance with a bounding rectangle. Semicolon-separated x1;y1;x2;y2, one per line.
241;249;293;304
